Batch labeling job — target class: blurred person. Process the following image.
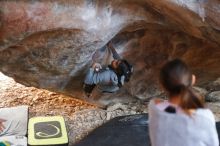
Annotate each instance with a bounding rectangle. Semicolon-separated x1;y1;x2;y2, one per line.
149;59;219;146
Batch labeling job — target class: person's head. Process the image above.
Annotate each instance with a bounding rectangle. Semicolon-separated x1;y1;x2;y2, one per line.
111;59;121;70
111;59;133;82
160;59;204;114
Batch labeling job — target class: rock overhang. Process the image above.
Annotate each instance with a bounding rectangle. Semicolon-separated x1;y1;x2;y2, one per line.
0;0;220;106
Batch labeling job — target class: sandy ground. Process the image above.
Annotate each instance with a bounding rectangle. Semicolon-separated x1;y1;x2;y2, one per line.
0;72;220;145
0;72;148;144
0;73;97;118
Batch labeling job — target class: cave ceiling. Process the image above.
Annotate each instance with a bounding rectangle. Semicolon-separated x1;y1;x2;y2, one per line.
0;0;220;106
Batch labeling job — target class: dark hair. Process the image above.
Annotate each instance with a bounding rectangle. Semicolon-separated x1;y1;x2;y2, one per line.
160;59;204;114
117;59;133;82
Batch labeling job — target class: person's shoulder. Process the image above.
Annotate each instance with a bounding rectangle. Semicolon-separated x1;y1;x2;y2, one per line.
196;108;214;116
150;99;174;111
149;98;166;106
149;98;166;110
196;108;216;123
150;98;163;103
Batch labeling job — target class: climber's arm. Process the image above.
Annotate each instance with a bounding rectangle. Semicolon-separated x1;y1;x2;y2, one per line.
83;63;103;97
107;42;121;60
91;46;106;64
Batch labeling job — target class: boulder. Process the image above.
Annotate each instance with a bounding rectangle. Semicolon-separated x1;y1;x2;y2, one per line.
206;91;220;102
0;0;220;106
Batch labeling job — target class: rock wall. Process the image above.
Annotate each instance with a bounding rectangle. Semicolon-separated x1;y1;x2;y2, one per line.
0;0;220;106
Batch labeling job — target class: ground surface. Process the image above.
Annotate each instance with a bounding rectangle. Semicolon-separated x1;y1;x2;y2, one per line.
0;73;220;145
0;73;148;145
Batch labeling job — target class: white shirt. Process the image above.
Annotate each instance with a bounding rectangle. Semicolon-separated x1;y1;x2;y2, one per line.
156;100;183;113
149;99;219;146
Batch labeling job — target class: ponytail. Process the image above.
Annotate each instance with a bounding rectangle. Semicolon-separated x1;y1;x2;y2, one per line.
160;59;205;115
179;86;205;115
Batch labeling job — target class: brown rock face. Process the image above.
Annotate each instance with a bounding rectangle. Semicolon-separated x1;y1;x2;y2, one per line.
0;0;220;106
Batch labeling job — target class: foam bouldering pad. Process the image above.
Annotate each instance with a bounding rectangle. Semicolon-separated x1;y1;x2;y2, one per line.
216;121;220;143
28;116;68;146
73;114;220;146
73;114;150;146
0;136;27;146
0;106;28;137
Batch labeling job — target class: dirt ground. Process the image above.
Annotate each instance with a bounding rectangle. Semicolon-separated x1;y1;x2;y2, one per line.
0;72;148;144
0;72;98;117
1;72;220;145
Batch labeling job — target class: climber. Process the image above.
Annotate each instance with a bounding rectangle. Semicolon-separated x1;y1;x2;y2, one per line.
83;42;133;98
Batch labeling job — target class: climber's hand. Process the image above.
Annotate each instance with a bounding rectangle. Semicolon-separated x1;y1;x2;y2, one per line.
107;41;113;49
92;63;102;72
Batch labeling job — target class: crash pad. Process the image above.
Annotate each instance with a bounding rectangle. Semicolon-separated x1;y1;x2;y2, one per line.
73;113;220;146
0;136;27;146
0;106;28;137
73;114;150;146
28;116;68;146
